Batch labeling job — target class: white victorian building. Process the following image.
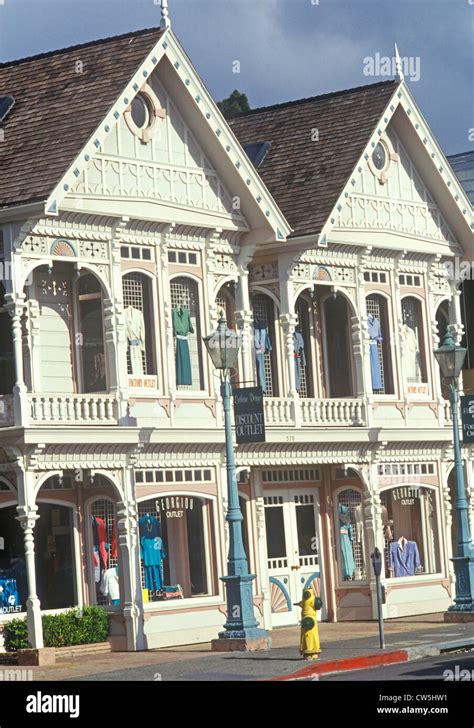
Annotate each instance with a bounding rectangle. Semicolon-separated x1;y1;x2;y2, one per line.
0;20;473;651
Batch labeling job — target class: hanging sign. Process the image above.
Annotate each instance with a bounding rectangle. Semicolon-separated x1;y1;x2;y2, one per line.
233;386;266;444
461;396;474;445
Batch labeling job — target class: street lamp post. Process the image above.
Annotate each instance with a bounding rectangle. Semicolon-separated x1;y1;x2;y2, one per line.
203;315;271;650
434;328;474;613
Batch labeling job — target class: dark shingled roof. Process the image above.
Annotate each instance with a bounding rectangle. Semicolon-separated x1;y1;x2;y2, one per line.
0;27;163;209
229;80;399;238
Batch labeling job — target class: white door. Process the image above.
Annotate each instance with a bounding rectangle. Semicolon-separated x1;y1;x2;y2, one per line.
35;271;75;393
264;489;325;627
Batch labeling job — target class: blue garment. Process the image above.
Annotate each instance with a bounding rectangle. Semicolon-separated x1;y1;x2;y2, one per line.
139;515;166;590
0;577;20;611
254;325;271;393
293;331;306;392
389;540;421;577
339;505;355;580
368;314;383;390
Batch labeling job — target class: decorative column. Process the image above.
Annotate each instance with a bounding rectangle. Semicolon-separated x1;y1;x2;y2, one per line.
116;471;146;651
16;467;43;648
4;293;28;426
363;462;387;620
235;266;254;387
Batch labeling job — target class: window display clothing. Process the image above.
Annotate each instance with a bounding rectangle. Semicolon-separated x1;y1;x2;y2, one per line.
92;516;108;570
173;306;194;386
254;322;271;393
400;323;422;383
100;566;120;604
125;306;146;376
339;505;355;580
293;331;306;392
368;314;383;390
354;503;365;569
388;538;421;577
139;515;166;591
0;577;19;610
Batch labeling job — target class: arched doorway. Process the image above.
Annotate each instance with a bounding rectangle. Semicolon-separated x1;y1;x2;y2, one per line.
322;294;354;398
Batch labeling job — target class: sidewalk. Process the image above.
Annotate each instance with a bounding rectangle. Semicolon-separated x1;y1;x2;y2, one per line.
26;614;474;681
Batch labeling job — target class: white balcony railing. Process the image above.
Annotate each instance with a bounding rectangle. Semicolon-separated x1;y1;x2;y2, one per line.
28;394;118;425
301;398;365;426
264;397;366;428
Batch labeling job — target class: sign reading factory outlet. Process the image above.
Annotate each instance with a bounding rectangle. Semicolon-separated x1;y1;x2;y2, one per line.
233;386;266;444
461;396;474;445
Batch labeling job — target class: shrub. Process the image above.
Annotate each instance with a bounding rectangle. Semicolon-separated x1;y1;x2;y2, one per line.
3;607;109;652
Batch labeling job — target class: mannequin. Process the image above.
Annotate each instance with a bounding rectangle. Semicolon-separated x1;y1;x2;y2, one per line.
254;320;271;393
400;314;422;384
172;303;194;386
354;503;366;575
125;305;146;376
339;504;355;580
367;313;383;391
293;330;306;392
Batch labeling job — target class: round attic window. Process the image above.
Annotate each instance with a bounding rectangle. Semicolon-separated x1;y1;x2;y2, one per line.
131;94;150;130
372;142;387;171
124;84;166;144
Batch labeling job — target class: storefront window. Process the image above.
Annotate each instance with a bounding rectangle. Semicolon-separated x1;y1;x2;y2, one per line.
0;503;77;615
122;273;156;377
336;489;367;582
381;486;440;578
137;496;216;602
90;499;119;606
170;277;204;390
78;274;106;393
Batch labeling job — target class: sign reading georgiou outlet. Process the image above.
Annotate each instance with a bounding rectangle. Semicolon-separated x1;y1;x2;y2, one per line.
233;386;266;444
26;692;80;719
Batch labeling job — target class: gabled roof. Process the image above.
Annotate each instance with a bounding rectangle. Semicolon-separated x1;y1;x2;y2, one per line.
0;27;163;209
228;81;399;238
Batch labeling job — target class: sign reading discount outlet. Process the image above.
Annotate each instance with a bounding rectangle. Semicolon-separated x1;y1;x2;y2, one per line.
233;386;266;444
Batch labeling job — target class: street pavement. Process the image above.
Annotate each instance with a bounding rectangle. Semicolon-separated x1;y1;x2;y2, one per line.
25;614;474;682
320;650;474;681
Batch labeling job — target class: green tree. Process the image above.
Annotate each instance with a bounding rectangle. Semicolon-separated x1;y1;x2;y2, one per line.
217;90;251;119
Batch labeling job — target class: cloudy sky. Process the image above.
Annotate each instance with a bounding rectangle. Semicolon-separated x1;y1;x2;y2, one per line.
0;0;472;154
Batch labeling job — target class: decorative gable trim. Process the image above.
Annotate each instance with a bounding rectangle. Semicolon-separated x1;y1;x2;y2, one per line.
45;29;291;243
320;81;472;251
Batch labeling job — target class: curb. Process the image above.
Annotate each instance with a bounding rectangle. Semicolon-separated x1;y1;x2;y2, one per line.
270;638;474;681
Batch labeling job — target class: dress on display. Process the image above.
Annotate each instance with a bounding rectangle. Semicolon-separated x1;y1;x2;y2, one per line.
254;322;271;393
293;331;306;392
139;515;166;591
125;306;146;376
92;516;108;571
173;306;194;386
339;505;355;580
400;323;422;383
368;314;383;390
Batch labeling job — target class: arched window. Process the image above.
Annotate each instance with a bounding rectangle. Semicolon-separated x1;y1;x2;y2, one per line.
0;283;14;395
400;297;427;387
251;292;278;396
122;273;156;377
380;486;441;578
366;294;394;394
78;274;106;393
295;294;313;398
336;489;367;582
323;294;353;397
170;277;204;390
137;495;217;601
216;283;239;386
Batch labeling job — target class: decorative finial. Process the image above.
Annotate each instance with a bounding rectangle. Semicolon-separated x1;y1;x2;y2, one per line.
394;43;404;81
161;0;171;29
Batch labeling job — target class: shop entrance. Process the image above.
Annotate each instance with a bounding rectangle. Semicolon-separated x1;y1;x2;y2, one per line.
263;489;325;627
